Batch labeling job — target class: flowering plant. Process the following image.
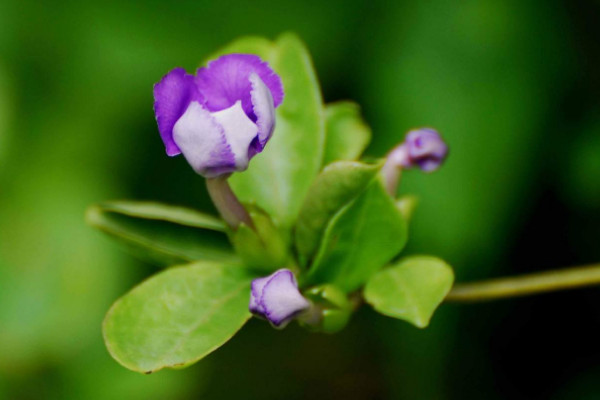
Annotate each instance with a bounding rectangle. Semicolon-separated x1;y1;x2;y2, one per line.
87;33;599;374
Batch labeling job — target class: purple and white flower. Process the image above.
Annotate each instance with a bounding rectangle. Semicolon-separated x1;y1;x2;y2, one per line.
153;54;284;178
249;269;311;328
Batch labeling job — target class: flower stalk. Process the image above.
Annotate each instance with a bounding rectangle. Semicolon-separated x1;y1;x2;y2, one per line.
206;177;253;229
382;155;403;195
445;263;600;302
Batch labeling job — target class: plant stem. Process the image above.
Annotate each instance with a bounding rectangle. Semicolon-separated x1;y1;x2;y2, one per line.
381;158;402;195
205;177;253;229
445;264;600;302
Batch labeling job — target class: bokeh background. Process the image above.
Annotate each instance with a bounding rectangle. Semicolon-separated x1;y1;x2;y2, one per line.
1;0;599;398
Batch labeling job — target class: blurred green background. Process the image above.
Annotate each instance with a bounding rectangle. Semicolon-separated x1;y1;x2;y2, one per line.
1;0;599;398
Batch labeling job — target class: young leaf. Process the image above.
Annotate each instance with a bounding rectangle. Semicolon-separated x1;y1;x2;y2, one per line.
396;195;419;221
295;161;382;263
364;256;454;328
86;202;236;266
230;205;289;272
103;262;254;373
323;101;371;165
301;284;353;333
304;179;407;292
211;33;325;229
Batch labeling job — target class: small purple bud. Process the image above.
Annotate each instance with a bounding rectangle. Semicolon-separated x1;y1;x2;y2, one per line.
249;269;310;328
382;128;448;195
404;128;448;172
153;54;284;178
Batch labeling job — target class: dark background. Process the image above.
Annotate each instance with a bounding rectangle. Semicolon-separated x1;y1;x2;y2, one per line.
0;0;599;398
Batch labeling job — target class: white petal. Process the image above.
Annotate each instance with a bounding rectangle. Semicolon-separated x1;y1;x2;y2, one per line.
211;100;258;170
249;73;275;147
173;101;235;178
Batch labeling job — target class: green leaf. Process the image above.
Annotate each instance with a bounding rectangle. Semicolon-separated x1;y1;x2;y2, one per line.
301;284;353;334
395;195;419;221
295;161;382;263
304;284;352;310
96;201;227;230
230;205;289;272
206;36;275;58
103;262;253;373
86;202;237;266
364;256;454;328
323;101;371;165
211;33;325;229
304;179;408;292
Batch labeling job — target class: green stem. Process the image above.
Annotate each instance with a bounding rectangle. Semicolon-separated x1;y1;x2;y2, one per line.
445;263;600;302
381;158;402;195
205;177;253;230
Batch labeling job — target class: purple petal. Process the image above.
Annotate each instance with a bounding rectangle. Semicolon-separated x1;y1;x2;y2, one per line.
153;68;203;156
249;73;276;152
195;54;283;119
172;102;236;178
260;270;310;328
249;275;271;314
415;158;445;172
211;101;258;172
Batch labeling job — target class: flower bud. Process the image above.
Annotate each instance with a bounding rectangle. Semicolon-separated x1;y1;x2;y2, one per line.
382;128;448;194
403;128;448;172
249;269;310;328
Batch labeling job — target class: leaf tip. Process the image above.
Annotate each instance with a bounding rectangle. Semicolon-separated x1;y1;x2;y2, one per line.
84;204;102;227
